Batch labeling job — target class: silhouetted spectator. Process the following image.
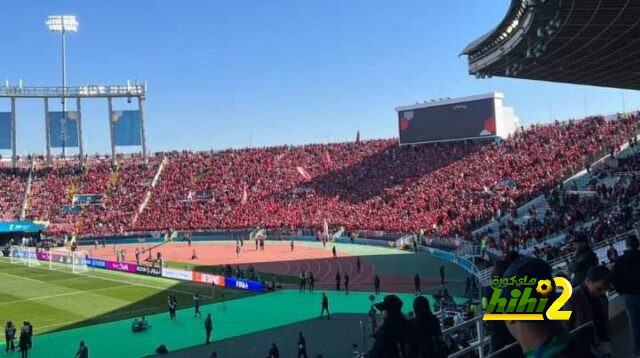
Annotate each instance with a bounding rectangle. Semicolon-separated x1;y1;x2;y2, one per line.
613;234;640;357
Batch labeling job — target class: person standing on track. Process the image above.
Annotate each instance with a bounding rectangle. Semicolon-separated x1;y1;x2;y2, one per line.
299;271;307;292
297;332;308;358
5;321;15;353
256;238;259;251
204;313;213;344
374;275;381;295
135;247;140;264
309;272;315;292
335;270;341;291
356;257;361;274
439;265;445;285
344;273;350;294
332;246;337;258
291;239;295;252
193;293;202;318
236;244;241;258
168;295;176;319
75;341;89;358
414;274;421;295
320;293;330;319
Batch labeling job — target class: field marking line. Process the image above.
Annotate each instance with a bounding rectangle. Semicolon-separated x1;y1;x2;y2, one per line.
0;259;213;299
0;270;43;284
0;284;130;306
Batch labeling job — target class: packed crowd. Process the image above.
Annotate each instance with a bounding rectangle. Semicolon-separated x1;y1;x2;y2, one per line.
136;115;637;237
0;115;636;239
24;156;160;236
0;168;28;221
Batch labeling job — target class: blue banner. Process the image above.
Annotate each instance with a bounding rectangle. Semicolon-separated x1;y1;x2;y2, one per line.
112;110;141;146
224;277;263;292
0;221;46;233
0;112;10;150
49;111;79;148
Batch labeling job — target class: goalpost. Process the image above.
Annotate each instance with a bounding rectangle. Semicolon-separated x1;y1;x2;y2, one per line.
48;248;90;274
9;246;40;267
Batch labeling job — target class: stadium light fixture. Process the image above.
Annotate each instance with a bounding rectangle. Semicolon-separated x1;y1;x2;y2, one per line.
46;15;79;32
46;15;78;157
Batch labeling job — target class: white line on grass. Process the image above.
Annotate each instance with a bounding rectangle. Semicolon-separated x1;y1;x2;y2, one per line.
0;259;214;299
0;284;130;306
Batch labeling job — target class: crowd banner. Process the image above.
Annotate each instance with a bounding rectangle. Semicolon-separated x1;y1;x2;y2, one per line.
224;277;263;292
161;267;194;281
136;265;162;277
192;272;225;287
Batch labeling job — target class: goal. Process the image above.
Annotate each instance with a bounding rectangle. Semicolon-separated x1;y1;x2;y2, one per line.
47;248;90;274
9;246;40;267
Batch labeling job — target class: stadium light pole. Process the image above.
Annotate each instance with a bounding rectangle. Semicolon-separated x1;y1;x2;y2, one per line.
46;15;78;158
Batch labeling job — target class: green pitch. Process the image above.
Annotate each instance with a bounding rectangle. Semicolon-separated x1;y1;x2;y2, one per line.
0;259;251;339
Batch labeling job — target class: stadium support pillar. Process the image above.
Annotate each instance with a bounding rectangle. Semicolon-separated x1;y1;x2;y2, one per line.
138;96;148;165
108;97;117;168
11;97;17;168
76;98;84;165
44;98;51;166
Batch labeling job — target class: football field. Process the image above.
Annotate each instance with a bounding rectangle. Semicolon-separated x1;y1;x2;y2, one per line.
0;258;251;339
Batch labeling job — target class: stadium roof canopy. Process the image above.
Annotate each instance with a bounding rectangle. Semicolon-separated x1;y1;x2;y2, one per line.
462;0;640;90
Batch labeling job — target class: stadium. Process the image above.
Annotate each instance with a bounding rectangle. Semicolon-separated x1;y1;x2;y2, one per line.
1;1;640;357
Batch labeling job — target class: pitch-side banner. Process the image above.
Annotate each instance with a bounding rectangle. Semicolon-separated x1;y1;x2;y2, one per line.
192;272;226;287
161;267;194;281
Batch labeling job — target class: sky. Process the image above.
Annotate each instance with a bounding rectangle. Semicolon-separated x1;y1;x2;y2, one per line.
1;0;639;155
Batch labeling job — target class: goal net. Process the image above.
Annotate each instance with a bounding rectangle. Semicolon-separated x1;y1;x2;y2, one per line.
9;246;40;267
48;248;90;274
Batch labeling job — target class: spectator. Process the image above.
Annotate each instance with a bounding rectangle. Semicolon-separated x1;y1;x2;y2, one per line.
408;295;447;358
613;234;640;357
502;258;594;357
569;237;598;286
607;244;619;263
564;265;612;355
368;294;411;358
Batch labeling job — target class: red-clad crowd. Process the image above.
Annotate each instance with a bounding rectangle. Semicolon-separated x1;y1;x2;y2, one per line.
0;115;636;238
478;134;640;258
24;156;160;236
0;168;28;221
135;115;637;238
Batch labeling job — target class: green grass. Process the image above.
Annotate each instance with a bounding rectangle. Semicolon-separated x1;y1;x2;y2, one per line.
164;260;300;284
0;259;252;339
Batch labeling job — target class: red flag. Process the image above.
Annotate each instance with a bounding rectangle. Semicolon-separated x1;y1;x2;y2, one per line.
324;151;332;166
241;185;248;205
355;130;360;143
296;166;312;181
323;219;329;238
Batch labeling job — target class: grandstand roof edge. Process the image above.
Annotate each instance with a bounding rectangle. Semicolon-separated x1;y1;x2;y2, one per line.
395;92;503;112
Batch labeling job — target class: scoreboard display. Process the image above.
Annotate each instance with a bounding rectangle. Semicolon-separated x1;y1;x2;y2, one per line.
397;95;498;145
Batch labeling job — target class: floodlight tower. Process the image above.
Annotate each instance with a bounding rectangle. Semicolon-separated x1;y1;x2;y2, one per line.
46;15;78;158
